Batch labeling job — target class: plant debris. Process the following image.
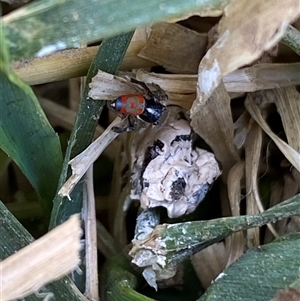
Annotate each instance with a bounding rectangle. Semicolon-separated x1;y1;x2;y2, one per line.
130;109;221;218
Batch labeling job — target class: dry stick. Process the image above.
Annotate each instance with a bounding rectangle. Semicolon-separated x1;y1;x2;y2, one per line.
83;166;99;301
12;41;154;86
58;117;127;198
0;215;82;301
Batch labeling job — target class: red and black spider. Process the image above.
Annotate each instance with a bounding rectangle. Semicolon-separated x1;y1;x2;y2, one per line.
110;78;167;132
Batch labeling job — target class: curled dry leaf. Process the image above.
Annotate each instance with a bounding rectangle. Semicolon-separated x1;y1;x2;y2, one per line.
191;0;300;117
130;113;221;219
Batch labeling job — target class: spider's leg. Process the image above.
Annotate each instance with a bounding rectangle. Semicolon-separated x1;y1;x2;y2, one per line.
130;78;153;99
151;84;168;103
112;116;137;133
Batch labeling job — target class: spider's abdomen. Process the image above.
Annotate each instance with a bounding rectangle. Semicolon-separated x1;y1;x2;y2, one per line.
110;94;145;116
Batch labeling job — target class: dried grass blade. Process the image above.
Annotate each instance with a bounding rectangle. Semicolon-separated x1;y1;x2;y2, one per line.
89;71;137;100
96;221;118;258
223;63;300;92
1;215;82;301
245;94;300;173
83;166;99;301
226;161;245;265
245;122;278;247
190;82;240;178
272;87;300;152
58;117;127;198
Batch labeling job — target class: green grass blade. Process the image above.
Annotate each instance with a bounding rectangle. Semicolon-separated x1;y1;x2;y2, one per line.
0;29;63;213
49;32;134;230
2;0;228;61
106;255;159;301
198;233;300;301
48;31;134;292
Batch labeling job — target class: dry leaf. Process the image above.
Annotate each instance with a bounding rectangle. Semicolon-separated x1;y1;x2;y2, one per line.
130;115;221;218
272;287;300;301
189;82;240;179
138;22;207;74
191;0;300;117
88;71;137;100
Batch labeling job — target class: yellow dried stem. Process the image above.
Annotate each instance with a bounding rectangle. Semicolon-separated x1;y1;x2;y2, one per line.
136;70;197;93
0;215;82;301
89;69;300;111
12;40;155;85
